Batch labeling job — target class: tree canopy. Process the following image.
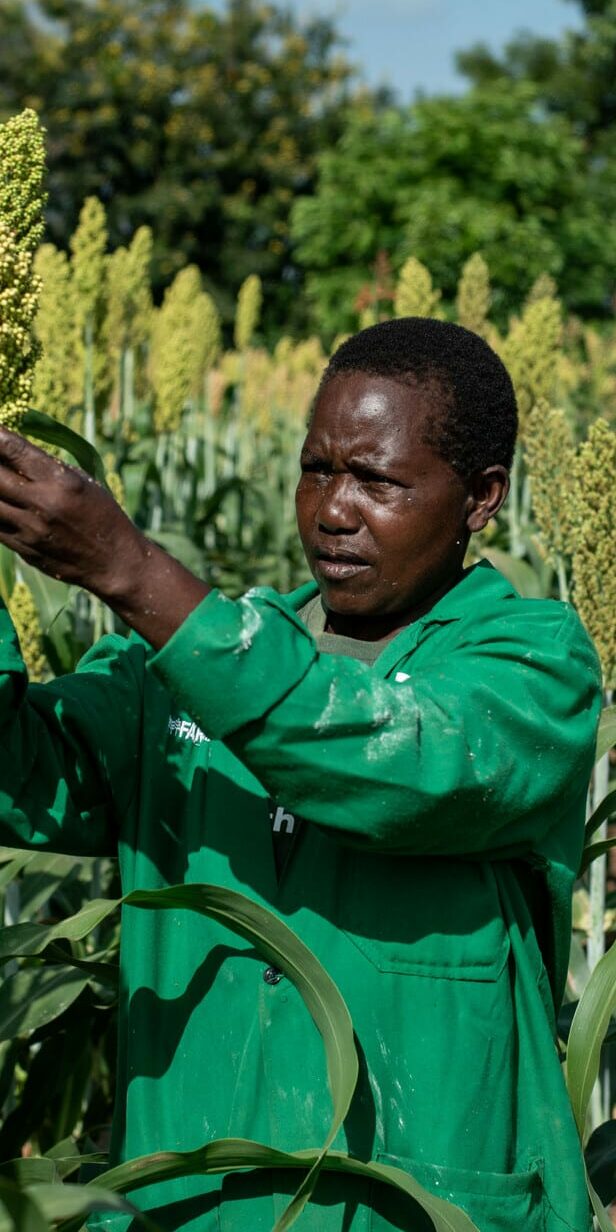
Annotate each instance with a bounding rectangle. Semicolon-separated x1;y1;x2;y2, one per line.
3;0;616;336
457;0;616;138
290;77;616;335
0;0;356;330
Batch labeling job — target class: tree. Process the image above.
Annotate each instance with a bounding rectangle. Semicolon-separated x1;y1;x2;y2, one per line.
457;0;616;138
0;0;356;331
290;81;616;337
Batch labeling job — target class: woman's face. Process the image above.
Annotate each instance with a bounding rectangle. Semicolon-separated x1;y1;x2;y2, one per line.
295;372;504;640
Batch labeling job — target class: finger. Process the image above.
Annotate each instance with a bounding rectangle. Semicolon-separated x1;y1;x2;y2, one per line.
0;464;32;510
0;427;68;481
0;506;51;573
0;497;81;565
0;534;47;573
0;498;41;541
0;498;23;531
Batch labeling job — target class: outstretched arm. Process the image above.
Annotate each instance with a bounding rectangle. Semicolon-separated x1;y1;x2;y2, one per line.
0;429;185;854
0;428;208;647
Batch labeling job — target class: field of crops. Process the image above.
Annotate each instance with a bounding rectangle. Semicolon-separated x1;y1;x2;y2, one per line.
0;107;615;1229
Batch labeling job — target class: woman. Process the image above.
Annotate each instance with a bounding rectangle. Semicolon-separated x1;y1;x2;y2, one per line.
0;319;600;1230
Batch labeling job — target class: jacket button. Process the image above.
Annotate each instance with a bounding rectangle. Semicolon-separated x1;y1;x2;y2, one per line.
263;966;283;985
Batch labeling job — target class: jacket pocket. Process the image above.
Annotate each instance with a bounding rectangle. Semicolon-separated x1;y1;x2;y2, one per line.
369;1153;545;1232
341;854;509;980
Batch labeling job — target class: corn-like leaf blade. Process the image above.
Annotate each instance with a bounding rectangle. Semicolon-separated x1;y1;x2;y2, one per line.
23;1181;142;1226
3;883;481;1231
21;408;109;489
0;898;119;962
88;1140;480;1232
596;707;616;764
0;967;87;1042
580;836;616;877
0;1178;50;1232
124;883;358;1224
584;788;616;846
566;938;616;1139
587;1175;616;1232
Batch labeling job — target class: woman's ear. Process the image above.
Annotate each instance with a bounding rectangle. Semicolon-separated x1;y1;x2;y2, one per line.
466;466;510;534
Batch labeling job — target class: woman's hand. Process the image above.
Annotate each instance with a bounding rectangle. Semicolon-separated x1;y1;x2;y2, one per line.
0;427;209;648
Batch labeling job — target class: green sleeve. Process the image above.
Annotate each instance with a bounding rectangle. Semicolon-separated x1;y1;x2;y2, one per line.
151;586;602;858
0;601;146;856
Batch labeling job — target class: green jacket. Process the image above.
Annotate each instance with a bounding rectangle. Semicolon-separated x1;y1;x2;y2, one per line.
0;562;602;1232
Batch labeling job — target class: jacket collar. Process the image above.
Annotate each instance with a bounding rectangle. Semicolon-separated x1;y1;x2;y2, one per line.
288;559;517;630
415;559;517;623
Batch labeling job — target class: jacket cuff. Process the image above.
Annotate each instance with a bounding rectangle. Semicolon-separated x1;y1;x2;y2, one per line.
149;587;317;739
0;602;29;706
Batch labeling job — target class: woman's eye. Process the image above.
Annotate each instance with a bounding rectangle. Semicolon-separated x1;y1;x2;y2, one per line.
361;472;395;486
299;462;398;486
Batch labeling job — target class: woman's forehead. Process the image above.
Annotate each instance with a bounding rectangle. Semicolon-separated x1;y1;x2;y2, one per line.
308;372;441;444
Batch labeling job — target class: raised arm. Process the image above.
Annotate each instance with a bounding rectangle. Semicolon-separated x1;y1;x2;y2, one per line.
0;428;204;855
0;428;208;647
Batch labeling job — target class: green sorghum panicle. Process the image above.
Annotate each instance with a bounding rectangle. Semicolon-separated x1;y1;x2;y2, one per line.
105;244;131;364
524;399;575;565
0;225;42;427
32;243;76;423
193;289;222;376
70;196;108;325
456;253;491;337
105;225;153;362
104;452;126;510
331;333;351;355
70;196;109;407
234;274;262;350
8;580;47;682
0;109;46;428
0;108;46;253
501;292;562;437
568;418;616;688
150;265;221;433
525;272;558;308
394;257;441;319
128;226;154;349
359;306;377;330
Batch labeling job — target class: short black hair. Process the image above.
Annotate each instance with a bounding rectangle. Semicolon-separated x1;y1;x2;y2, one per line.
318;317;518;477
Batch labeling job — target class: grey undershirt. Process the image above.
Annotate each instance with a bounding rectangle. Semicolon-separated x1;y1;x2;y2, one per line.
299;593;391;665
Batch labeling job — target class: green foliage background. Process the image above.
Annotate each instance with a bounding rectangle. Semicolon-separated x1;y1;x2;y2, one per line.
4;1;616;334
0;0;357;334
0;221;613;1228
0;1;615;1227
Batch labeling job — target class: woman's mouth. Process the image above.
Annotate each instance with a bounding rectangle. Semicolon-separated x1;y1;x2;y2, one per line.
314;552;371;581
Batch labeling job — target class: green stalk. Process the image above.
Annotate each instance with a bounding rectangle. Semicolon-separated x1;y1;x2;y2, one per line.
224;405;238;479
92;595;105;645
151;435;168;533
275;424;291;594
202;387;217;552
587;742;611;1129
521;472;532;529
556;555;570;603
203;409;216;499
507;448;524;558
123;346;135;427
83;316;96;447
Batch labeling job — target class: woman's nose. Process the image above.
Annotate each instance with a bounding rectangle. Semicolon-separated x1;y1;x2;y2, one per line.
317;474;360;534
